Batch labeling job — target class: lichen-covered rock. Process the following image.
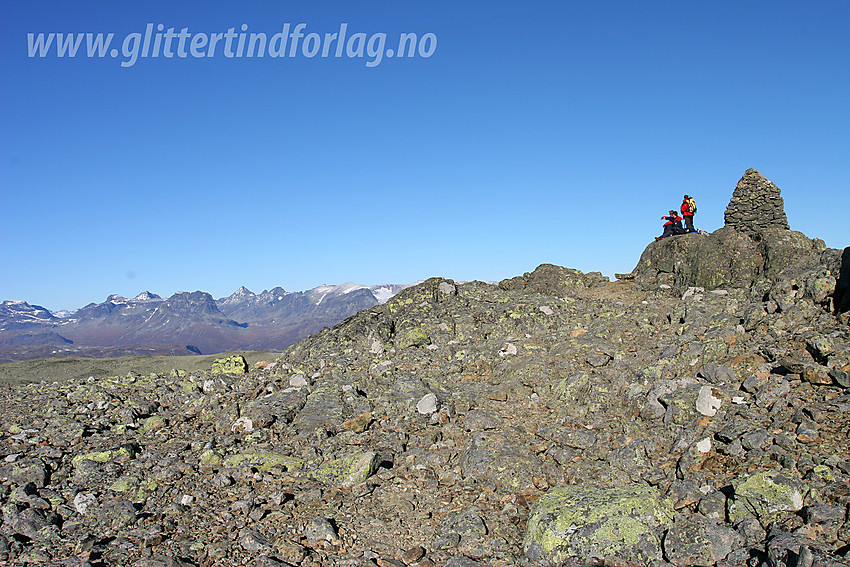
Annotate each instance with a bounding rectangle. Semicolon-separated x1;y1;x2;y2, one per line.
308;451;380;488
394;326;430;349
499;263;607;296
211;355;248;375
523;484;674;564
727;470;807;525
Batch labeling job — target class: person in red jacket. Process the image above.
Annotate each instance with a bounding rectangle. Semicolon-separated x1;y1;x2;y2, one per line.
656;210;683;240
681;194;696;233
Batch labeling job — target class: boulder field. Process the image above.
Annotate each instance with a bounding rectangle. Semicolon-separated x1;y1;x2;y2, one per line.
1;170;848;567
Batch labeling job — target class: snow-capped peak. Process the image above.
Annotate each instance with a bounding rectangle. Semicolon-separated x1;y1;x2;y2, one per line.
133;291;161;302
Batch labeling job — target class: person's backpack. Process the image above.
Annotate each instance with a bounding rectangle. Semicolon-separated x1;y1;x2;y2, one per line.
687;197;697;214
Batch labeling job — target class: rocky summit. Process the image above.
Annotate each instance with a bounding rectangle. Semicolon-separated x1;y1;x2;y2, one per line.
1;170;849;567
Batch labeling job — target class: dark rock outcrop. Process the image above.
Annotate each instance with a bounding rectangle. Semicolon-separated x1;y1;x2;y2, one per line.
836;247;850;315
633;170;843;307
499;263;608;296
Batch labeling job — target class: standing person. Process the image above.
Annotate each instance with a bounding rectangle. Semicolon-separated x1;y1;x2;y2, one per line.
681;194;697;233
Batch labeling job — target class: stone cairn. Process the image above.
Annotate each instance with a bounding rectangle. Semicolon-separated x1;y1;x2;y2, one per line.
724;168;790;236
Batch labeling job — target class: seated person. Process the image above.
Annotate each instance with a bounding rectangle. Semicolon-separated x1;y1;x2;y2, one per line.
657;210;684;240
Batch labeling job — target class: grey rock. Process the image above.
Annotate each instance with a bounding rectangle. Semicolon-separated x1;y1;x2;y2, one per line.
304;516;338;546
755;377;790;408
663;513;742;566
459;432;537;491
443;557;484;567
239;528;273;552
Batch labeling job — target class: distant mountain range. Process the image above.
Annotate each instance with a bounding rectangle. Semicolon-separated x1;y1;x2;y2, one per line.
0;282;411;362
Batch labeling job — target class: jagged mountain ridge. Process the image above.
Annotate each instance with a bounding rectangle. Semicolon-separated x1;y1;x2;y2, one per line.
0;282;412;362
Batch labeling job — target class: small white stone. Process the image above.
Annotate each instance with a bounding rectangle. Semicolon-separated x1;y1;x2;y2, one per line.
74;492;97;515
231;416;254;433
289;375;309;388
369;338;384;354
539;306;554;316
417;393;438;415
499;343;518;357
180;494;194;506
696;438;712;454
438;282;456;294
696;386;722;417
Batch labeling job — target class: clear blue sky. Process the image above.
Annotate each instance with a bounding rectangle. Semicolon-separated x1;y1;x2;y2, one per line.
2;1;848;311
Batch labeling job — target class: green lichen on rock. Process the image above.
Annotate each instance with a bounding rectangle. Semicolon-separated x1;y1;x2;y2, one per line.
199;449;224;468
136;478;158;500
727;470;807;525
523;484;674;564
211;355;248;375
72;447;134;467
224;452;303;473
812;465;835;483
140;416;166;433
308;451;380;488
394;327;430;349
108;475;139;493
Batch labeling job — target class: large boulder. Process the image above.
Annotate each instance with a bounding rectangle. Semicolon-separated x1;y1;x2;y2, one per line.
727;470;808;526
211;355;248;375
523;484;674;564
633;226;834;294
500;263;608;296
633;226;761;291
